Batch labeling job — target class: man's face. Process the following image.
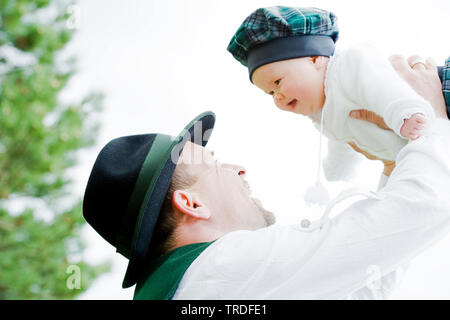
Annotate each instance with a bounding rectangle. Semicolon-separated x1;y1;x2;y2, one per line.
176;141;275;231
251;56;327;116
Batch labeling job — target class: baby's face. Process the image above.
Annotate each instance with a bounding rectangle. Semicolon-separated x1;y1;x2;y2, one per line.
251;56;328;116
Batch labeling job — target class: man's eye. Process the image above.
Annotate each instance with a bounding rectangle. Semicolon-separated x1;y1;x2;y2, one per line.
274;79;281;85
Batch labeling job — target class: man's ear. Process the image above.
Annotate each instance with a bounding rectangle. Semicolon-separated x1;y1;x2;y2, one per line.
172;190;211;220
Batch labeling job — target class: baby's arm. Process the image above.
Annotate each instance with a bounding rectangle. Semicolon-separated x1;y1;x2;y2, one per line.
339;44;435;140
323;139;363;181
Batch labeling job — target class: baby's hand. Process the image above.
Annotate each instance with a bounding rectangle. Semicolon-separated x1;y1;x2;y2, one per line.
400;113;427;140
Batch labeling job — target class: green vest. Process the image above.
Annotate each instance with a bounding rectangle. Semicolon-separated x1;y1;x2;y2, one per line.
133;242;214;300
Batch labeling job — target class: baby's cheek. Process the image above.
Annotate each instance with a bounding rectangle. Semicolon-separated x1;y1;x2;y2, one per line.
285;83;305;98
300;83;323;103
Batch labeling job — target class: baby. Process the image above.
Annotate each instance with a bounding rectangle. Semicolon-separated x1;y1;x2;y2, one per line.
227;6;435;182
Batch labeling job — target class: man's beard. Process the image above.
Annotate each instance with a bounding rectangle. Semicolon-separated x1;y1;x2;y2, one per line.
251;196;276;226
242;178;276;226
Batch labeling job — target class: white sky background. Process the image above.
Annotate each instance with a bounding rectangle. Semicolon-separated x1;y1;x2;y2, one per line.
63;0;450;299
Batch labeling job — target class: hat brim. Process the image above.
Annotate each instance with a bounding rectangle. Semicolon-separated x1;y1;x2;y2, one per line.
121;111;215;288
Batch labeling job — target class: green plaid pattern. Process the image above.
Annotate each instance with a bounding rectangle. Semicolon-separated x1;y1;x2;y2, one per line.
443;57;450;117
227;6;339;67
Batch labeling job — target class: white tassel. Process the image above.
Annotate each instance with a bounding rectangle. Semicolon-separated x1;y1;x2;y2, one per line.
303;103;331;207
304;181;331;206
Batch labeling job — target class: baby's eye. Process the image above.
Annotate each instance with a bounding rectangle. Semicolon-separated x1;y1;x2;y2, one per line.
268;91;274;96
274;79;281;85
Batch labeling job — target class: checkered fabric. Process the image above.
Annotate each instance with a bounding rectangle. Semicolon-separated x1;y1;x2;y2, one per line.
227;6;339;67
443;57;450;117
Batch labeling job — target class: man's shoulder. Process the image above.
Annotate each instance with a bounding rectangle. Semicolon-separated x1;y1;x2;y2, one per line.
196;223;324;265
194;225;281;262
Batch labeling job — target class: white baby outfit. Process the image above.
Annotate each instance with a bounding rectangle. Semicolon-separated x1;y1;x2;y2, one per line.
310;43;436;182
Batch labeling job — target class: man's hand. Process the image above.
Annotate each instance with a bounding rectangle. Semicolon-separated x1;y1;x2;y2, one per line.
390;55;448;120
348;54;448;176
347;109;396;176
349;109;390;130
347;141;396;176
349;55;448;176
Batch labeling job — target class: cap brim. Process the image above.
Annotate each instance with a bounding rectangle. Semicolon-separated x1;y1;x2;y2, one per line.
122;111;216;288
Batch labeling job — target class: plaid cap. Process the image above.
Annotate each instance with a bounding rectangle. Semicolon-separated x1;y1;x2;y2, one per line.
227;6;339;81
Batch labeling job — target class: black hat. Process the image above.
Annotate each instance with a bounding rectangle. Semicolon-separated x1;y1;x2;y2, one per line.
82;111;215;288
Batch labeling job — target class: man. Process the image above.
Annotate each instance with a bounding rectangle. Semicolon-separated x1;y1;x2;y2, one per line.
83;56;450;299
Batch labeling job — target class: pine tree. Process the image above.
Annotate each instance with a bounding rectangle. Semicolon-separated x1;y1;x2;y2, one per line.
0;0;109;299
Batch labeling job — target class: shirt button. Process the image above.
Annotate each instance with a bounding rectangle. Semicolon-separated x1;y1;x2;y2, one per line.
301;219;311;228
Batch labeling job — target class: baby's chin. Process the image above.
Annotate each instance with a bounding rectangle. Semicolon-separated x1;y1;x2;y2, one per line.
291;106;312;116
287;103;305;115
302;104;324;116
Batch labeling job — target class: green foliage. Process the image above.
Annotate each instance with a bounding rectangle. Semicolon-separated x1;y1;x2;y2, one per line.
0;0;109;299
0;204;109;299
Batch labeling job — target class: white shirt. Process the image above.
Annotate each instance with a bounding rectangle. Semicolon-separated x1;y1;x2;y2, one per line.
173;118;450;300
311;43;436;182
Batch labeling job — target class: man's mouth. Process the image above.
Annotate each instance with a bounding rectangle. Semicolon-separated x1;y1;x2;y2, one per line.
243;179;252;195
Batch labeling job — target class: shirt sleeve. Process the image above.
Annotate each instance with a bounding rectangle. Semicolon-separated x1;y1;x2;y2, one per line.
344;167;408;299
197;119;450;299
339;44;436;137
338;173;404;300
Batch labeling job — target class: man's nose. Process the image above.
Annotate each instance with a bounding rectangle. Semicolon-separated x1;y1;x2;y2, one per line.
222;163;246;176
